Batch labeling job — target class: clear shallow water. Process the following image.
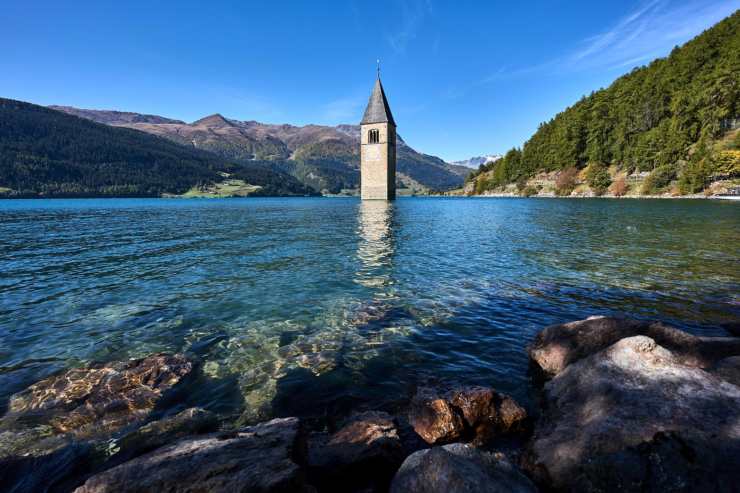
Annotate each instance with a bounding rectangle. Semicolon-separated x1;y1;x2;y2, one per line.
0;197;738;421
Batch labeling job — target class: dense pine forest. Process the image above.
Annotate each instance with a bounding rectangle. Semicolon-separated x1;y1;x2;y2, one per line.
469;10;740;195
0;99;314;197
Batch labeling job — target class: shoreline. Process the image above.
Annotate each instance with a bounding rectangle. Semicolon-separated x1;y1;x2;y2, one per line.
445;191;740;200
1;193;739;201
2;316;738;492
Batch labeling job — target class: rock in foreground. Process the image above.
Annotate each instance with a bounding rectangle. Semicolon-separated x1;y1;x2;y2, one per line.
307;411;403;491
390;443;537;493
409;386;527;445
528;316;740;379
527;335;740;491
6;353;193;440
74;417;312;493
113;407;219;462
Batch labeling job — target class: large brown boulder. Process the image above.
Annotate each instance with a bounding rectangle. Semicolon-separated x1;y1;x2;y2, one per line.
5;353;192;440
74;417;313;493
526;335;740;492
528;316;740;379
409;386;527;445
390;443;537;493
408;387;465;445
307;411;404;492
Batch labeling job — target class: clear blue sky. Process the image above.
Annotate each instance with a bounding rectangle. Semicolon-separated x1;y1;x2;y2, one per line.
2;0;738;162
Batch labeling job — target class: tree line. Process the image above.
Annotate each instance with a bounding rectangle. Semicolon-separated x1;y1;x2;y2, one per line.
469;10;740;195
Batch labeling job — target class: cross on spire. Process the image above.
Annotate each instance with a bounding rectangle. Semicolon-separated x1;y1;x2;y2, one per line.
377;59;380;79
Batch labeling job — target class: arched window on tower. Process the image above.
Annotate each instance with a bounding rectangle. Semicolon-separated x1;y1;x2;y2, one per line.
368;129;379;144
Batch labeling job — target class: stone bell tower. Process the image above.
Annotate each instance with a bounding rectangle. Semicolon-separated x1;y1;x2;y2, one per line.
360;73;396;200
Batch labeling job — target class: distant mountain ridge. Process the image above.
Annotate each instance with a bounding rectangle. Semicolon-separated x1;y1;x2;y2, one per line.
50;106;466;193
0;98;315;198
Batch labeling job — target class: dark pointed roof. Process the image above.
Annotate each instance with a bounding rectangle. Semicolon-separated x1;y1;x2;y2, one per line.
361;78;395;126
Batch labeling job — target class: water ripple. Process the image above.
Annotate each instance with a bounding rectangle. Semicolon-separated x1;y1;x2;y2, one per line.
0;197;738;420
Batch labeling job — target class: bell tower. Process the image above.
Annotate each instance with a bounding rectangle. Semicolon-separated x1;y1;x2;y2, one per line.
360;72;396;200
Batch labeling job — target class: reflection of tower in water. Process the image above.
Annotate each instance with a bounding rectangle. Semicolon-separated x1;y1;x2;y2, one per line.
355;200;395;290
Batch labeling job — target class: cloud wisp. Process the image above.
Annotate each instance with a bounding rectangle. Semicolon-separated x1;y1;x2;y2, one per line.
565;0;739;71
386;0;433;55
442;0;738;101
321;96;366;124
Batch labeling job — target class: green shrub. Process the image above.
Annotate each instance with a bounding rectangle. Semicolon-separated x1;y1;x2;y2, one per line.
715;150;740;176
678;137;718;194
515;176;528;193
583;162;612;196
521;185;538;197
678;160;713;194
641;165;676;194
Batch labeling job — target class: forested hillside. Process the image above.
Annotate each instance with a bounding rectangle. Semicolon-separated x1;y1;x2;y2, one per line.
469;10;740;196
0;99;314;197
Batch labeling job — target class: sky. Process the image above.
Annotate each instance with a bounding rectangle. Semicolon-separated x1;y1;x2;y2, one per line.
2;0;738;162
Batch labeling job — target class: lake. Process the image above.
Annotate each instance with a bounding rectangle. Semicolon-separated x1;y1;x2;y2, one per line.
0;197;738;422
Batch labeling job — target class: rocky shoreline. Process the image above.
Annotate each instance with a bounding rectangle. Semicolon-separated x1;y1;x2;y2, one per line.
1;316;739;492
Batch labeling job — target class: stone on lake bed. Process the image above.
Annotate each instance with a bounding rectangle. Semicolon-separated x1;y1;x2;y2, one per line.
4;353;192;440
526;335;740;491
390;443;537;493
73;417;313;493
409;386;527;445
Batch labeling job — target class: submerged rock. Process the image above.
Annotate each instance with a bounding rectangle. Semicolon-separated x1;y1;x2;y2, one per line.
390;443;537;493
528;316;740;379
74;417;313;493
307;411;404;492
5;353;192;440
409;386;527;445
526;335;740;491
113;407;218;461
0;442;102;493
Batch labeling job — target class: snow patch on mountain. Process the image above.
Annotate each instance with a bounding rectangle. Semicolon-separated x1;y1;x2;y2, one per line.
452;155;502;168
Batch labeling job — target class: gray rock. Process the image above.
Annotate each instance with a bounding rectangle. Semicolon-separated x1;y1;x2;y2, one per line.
307;411;403;491
74;417;314;493
712;355;740;387
526;335;740;491
0;442;101;493
528;316;740;379
390;443;537;493
113;407;219;461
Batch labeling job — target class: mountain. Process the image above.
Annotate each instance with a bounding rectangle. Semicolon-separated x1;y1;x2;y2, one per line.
452;155;502;169
50;107;465;194
0;98;315;198
469;10;740;195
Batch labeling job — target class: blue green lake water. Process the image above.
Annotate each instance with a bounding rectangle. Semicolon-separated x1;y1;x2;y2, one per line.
1;197;738;421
